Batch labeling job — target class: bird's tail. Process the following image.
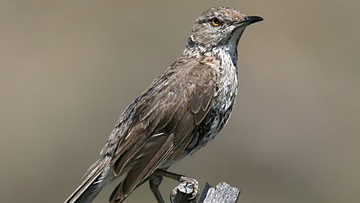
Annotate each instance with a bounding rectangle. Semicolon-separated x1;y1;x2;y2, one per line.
64;157;111;203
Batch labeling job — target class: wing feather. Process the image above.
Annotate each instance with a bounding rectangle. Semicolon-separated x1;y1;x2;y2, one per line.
105;59;215;202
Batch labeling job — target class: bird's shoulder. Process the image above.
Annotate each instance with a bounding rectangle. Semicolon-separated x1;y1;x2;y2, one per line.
151;56;216;89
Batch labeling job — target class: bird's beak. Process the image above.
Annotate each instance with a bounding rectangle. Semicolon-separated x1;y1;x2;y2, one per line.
237;16;263;26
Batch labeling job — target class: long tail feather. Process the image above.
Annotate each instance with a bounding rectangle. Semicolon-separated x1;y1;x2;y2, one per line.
64;157;110;203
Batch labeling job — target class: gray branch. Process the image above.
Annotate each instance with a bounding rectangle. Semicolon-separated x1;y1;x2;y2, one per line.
171;180;240;203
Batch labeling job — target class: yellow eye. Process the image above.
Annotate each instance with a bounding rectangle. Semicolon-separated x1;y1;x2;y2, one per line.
210;17;222;27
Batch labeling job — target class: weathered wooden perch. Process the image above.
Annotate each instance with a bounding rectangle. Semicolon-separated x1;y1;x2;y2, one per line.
170;180;240;203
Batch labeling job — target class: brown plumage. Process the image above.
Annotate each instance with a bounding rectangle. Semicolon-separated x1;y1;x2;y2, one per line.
109;60;214;201
64;6;262;203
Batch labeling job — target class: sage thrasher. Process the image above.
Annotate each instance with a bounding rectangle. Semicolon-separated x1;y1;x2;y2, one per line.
64;6;262;203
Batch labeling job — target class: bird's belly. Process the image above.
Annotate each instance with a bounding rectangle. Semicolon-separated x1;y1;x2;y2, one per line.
187;101;234;154
160;104;234;169
164;49;239;165
185;63;239;156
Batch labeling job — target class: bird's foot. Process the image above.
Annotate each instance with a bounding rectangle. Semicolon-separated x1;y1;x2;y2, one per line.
170;176;200;203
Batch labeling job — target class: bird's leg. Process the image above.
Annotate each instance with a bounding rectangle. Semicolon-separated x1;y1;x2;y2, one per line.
153;169;200;202
153;169;183;181
153;169;199;187
149;174;165;203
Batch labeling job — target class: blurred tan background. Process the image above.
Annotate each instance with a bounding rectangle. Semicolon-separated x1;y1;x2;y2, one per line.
1;0;359;203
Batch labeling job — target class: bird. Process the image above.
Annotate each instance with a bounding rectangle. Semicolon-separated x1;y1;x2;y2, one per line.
64;6;262;203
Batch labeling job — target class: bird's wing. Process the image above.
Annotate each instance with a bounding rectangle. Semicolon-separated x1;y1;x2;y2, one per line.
105;59;215;202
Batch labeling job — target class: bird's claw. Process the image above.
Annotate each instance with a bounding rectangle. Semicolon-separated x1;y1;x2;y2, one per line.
171;176;200;200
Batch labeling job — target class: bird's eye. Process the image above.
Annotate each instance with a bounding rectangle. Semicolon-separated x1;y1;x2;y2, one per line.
210;17;223;27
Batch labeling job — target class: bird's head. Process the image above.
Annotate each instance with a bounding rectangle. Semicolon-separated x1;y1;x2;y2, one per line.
188;7;263;50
